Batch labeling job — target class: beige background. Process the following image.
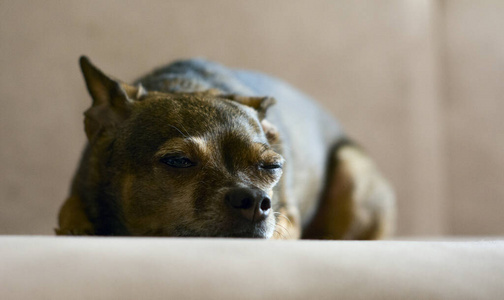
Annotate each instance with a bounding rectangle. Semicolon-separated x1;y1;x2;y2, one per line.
0;0;503;236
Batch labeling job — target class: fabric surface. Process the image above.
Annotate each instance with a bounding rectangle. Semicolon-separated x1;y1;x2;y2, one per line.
1;236;503;300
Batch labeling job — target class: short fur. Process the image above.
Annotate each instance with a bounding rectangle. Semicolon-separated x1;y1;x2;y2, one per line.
57;57;395;239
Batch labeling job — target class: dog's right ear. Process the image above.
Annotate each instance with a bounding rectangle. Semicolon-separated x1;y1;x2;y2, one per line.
218;94;276;120
79;56;144;141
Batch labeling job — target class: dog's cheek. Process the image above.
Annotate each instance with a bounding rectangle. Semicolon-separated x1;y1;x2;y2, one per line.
119;173;189;235
190;181;228;231
261;119;280;144
265;189;277;238
265;213;277;239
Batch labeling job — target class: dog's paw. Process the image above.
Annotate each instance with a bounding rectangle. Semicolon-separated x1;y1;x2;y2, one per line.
338;145;396;239
57;196;95;236
302;143;395;240
55;227;94;236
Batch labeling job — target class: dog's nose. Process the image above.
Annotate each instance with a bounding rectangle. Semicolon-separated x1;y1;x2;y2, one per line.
225;187;271;222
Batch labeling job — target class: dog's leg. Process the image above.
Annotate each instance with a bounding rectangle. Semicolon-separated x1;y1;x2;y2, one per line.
302;141;395;240
56;196;94;235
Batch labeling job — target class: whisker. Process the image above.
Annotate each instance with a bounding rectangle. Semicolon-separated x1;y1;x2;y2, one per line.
168;124;188;138
178;123;191;137
275;223;291;239
273;229;286;240
273;212;293;229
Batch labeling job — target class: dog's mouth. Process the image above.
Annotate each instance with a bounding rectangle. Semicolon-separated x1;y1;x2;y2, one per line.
173;220;274;239
222;223;272;238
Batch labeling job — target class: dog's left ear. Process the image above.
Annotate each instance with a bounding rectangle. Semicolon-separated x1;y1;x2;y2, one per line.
79;56;146;141
220;95;276;120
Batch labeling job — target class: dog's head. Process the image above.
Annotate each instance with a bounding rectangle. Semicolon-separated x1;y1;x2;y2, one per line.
79;57;283;238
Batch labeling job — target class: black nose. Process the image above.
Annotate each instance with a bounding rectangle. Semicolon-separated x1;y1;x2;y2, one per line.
225;187;271;222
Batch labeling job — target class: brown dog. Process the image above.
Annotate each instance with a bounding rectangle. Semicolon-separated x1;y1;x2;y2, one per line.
56;57;395;239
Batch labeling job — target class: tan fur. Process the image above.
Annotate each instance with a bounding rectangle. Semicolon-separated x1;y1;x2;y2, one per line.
303;145;395;240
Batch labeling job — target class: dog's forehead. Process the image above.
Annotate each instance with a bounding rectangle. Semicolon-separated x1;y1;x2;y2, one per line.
120;94;267;162
136;94;262;134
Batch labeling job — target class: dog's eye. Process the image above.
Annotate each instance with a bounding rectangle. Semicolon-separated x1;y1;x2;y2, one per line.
160;156;196;168
261;163;283;170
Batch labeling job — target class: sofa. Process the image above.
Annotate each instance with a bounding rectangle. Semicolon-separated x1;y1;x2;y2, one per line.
2;236;503;299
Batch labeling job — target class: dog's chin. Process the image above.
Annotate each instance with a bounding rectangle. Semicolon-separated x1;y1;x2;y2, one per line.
222;225;272;239
174;221;274;239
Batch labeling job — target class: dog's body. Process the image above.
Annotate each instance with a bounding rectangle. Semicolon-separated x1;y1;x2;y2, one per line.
57;57;395;239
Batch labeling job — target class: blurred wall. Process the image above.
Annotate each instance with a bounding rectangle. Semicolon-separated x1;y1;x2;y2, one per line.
0;0;503;236
443;1;504;235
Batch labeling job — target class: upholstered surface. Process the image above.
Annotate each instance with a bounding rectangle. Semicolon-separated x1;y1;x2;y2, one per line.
1;236;503;300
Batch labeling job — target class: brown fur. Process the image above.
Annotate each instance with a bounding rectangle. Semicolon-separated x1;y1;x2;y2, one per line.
56;57;395;239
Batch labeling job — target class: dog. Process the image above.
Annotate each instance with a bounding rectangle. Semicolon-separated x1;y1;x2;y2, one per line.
56;56;395;239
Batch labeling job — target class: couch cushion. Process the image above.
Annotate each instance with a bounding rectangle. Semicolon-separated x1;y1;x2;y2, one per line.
1;236;503;300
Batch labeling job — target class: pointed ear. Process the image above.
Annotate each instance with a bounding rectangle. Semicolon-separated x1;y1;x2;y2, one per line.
220;94;276;120
79;56;145;141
